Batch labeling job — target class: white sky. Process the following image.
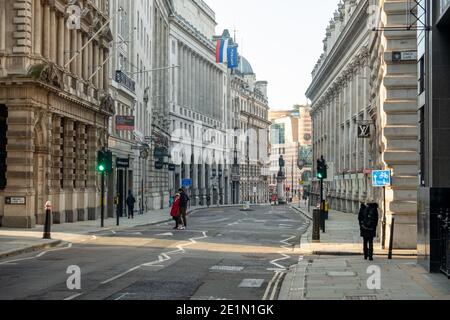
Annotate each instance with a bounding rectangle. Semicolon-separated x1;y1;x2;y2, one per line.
207;0;340;110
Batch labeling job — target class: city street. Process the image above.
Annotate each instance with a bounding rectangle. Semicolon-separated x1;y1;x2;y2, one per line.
0;206;308;300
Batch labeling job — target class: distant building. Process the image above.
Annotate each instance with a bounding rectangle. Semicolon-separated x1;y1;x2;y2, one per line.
269;106;312;201
232;57;271;204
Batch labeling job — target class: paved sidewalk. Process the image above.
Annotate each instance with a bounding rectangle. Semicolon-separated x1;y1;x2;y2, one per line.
278;203;450;300
0;204;238;259
290;204;416;256
279;255;450;300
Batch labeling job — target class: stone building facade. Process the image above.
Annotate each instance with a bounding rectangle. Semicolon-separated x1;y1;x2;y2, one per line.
147;0;172;210
232;57;271;204
0;0;113;227
306;0;419;249
108;0;137;218
269;106;312;201
169;0;232;206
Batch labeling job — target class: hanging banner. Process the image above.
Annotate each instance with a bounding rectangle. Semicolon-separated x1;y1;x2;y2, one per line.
227;45;239;69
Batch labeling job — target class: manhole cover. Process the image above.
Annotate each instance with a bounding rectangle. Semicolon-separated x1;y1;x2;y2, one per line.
345;295;378;300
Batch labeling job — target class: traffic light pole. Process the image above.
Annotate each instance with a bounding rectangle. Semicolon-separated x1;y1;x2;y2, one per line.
101;171;105;228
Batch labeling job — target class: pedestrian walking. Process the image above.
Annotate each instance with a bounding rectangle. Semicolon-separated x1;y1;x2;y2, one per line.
170;193;183;230
359;202;379;261
178;188;190;229
126;190;136;219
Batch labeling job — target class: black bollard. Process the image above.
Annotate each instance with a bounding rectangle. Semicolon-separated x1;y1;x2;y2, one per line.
313;209;321;241
43;201;52;240
388;217;395;260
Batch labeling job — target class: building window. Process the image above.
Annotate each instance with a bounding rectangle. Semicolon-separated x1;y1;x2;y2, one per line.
0;105;7;190
418;56;425;94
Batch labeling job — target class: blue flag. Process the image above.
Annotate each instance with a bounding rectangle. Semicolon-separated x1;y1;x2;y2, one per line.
227;45;239;69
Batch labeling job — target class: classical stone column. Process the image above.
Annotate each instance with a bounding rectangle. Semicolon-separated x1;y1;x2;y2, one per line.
70;29;77;74
77;31;82;78
87;126;99;220
82;35;88;81
57;13;64;66
99;47;104;90
192;159;199;206
75;123;87;221
43;3;50;59
64;18;70;67
93;42;98;88
88;41;93;85
32;0;42;55
103;48;108;91
50;7;57;62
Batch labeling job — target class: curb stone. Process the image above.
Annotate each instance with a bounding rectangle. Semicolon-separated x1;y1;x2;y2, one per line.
0;240;62;260
0;204;246;259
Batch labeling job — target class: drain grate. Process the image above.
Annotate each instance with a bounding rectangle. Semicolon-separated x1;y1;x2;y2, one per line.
344;295;378;300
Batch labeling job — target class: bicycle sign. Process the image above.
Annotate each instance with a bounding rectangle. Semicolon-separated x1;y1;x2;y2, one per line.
372;170;391;187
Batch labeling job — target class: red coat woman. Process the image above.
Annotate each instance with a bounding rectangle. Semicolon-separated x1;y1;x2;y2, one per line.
170;195;183;229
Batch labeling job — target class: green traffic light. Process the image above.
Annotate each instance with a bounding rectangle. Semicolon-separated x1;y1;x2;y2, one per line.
98;164;105;172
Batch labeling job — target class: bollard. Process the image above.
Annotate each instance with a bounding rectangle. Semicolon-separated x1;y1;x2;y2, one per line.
313;209;321;241
320;209;326;233
388;217;395;260
43;201;52;240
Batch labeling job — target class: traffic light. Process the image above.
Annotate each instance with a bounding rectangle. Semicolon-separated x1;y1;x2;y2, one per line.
97;150;113;173
317;157;328;180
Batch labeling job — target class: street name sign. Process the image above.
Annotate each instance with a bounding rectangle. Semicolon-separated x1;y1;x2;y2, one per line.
182;179;192;187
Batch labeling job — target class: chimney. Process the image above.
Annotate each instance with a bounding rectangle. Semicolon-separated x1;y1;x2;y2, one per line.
255;81;268;98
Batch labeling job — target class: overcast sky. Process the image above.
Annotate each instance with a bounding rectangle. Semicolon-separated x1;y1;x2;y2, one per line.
207;0;340;110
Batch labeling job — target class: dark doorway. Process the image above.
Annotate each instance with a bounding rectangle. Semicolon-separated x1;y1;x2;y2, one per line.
117;169;126;217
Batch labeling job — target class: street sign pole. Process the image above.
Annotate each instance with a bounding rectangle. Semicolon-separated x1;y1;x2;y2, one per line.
382;186;387;249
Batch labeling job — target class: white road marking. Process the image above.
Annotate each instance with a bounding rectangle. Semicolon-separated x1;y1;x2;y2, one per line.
239;279;265;288
115;293;132;300
262;272;281;300
270;272;283;300
64;293;83;300
269;236;296;270
156;232;174;237
100;231;208;285
0;243;73;266
210;266;245;272
101;266;141;284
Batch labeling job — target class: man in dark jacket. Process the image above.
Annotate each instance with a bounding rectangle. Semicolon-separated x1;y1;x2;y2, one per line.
178;188;190;229
358;202;379;261
126;190;136;219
